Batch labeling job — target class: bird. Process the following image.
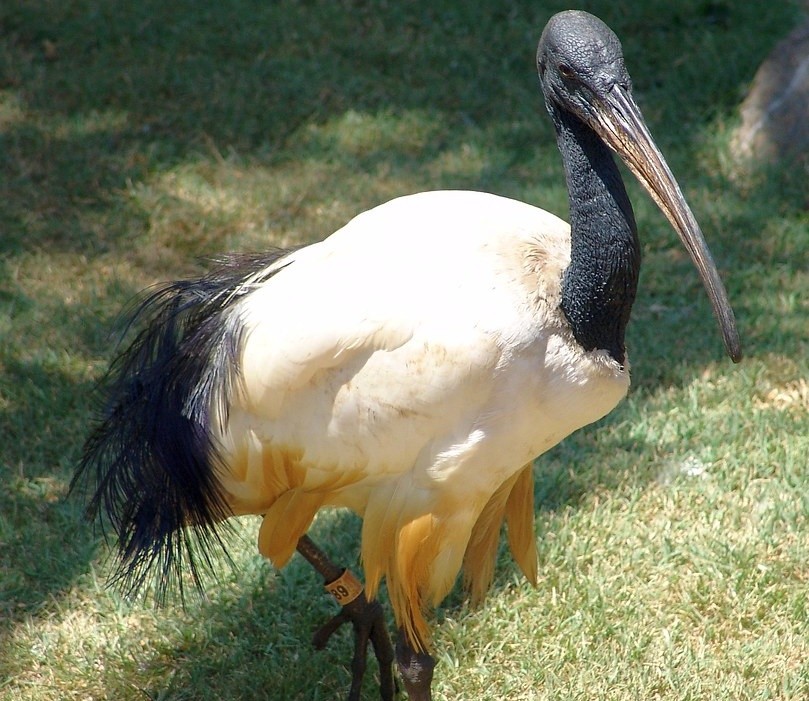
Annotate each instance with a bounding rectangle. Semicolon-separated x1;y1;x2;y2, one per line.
74;9;742;701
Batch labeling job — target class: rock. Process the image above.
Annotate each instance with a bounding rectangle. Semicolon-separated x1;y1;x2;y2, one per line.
732;18;809;165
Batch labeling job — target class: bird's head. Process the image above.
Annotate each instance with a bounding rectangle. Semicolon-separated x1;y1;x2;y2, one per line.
536;10;631;127
536;10;742;363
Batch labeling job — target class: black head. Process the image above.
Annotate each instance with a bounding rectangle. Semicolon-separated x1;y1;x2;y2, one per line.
536;10;631;122
535;10;742;363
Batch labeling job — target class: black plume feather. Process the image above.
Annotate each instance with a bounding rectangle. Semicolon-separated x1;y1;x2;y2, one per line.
73;250;294;600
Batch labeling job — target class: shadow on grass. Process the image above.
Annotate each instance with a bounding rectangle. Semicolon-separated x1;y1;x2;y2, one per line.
0;273;143;629
0;353;98;625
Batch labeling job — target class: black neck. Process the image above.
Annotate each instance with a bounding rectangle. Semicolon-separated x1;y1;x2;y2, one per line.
552;106;641;365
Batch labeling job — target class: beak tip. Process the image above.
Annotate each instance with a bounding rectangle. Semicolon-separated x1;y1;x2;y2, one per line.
719;311;742;363
723;328;742;363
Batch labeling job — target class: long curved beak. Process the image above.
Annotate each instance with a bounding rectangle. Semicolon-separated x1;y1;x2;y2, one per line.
590;85;742;362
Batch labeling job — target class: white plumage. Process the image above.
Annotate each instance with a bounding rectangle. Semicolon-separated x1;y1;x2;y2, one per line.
216;190;629;642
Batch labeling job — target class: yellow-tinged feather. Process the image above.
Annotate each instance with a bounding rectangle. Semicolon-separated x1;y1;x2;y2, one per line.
463;473;517;604
361;477;436;646
461;464;537;604
359;478;487;651
505;464;538;586
392;512;439;646
360;481;404;599
257;490;325;567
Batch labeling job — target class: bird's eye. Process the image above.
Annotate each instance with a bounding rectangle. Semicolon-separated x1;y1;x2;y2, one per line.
558;63;575;79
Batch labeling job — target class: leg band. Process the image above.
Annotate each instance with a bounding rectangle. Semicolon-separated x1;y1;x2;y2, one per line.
325;568;364;606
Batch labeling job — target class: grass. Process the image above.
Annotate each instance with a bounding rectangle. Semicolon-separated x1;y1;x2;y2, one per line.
1;0;807;699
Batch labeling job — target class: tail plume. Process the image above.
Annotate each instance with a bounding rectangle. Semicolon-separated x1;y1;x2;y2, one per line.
73;250;293;599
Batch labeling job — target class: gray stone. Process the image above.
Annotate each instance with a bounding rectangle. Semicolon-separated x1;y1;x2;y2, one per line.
732;19;809;165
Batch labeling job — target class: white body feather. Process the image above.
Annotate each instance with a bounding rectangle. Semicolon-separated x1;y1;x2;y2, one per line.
212;190;630;642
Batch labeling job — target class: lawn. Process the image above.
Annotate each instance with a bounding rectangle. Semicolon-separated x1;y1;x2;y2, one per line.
1;1;807;699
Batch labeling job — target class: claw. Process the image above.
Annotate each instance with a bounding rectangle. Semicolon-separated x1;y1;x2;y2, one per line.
312;589;396;701
312;609;351;650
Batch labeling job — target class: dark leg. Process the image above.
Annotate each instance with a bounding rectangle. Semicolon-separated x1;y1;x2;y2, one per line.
296;535;395;701
395;628;435;701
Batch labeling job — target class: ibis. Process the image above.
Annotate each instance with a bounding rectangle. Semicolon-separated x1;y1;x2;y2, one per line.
75;10;741;701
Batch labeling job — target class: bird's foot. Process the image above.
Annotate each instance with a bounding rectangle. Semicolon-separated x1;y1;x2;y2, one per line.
395;629;435;701
312;568;396;701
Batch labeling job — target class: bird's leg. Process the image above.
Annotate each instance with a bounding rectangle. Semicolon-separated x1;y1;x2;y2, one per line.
395;628;435;701
295;535;395;701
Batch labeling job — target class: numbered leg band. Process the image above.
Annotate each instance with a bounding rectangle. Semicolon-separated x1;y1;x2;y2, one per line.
325;568;364;606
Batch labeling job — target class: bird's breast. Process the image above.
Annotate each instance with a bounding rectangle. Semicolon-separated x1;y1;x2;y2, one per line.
211;189;630;526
